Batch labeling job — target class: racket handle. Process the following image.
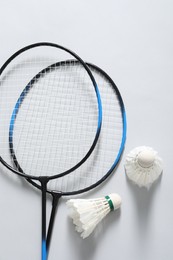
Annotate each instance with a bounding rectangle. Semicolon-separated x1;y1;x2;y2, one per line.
40;177;48;260
46;192;62;252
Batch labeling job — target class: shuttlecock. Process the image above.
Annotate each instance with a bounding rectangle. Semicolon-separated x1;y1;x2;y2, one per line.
66;193;122;239
125;146;163;188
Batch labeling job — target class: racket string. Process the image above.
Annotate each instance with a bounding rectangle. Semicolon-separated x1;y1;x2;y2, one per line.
50;74;124;193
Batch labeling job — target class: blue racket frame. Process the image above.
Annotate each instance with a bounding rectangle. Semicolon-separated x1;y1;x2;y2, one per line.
8;61;127;257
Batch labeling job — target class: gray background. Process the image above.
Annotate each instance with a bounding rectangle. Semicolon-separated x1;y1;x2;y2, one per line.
0;0;172;259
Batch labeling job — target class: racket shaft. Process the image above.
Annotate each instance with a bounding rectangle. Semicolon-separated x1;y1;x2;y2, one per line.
46;193;61;252
40;178;48;260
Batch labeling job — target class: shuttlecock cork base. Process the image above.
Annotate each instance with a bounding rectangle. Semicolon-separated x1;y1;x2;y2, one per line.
66;193;121;238
125;146;163;188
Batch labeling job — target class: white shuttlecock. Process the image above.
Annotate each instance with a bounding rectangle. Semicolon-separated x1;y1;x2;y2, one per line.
125;146;163;188
66;193;122;239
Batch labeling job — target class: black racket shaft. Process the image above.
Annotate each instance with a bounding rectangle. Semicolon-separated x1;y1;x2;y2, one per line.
46;193;62;252
26;177;62;253
39;177;49;260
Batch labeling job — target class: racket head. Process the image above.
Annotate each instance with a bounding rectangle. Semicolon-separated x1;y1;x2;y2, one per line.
0;43;102;181
9;60;127;195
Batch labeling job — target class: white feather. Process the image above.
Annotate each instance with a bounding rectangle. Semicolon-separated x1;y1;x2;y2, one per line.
125;146;163;188
66;193;121;238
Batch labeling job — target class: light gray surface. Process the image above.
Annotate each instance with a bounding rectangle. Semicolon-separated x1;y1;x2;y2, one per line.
0;0;173;259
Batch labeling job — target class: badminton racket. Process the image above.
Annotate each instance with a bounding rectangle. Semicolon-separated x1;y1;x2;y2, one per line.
0;43;102;260
9;60;126;255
